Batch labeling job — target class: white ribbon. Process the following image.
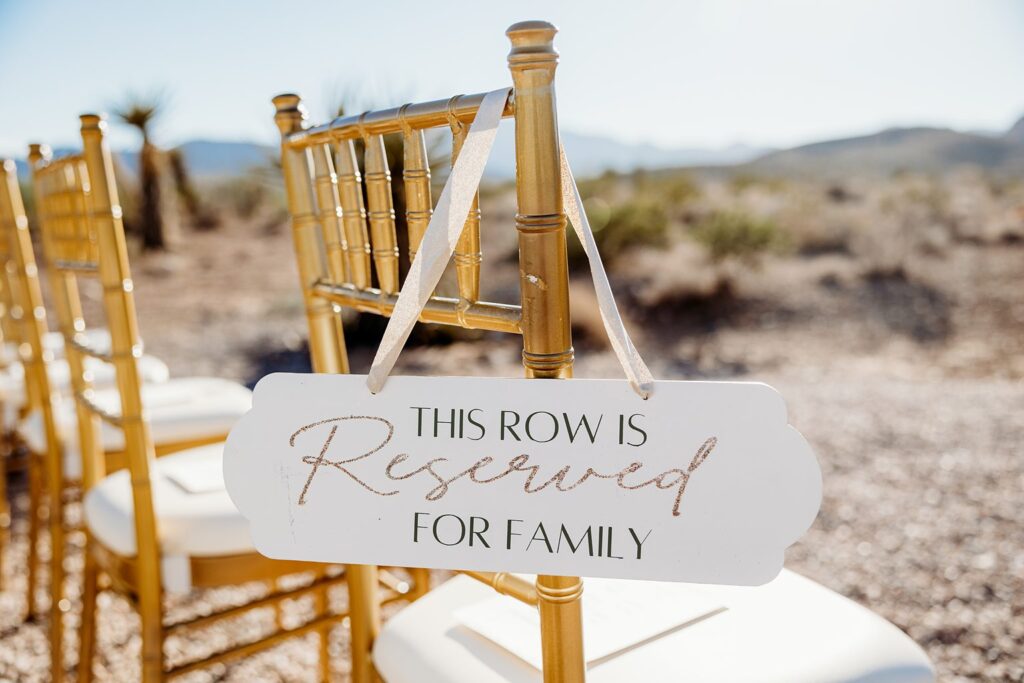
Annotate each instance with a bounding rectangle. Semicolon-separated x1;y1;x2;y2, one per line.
559;148;654;399
366;87;653;399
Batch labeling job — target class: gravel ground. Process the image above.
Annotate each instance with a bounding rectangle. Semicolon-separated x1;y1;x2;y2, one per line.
779;374;1024;682
1;360;1020;681
0;218;1021;680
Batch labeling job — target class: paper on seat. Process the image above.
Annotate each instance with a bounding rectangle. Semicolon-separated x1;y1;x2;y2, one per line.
455;578;724;670
161;454;226;494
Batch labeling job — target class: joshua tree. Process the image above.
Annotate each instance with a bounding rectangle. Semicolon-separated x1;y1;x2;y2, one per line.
167;146;219;229
115;97;167;249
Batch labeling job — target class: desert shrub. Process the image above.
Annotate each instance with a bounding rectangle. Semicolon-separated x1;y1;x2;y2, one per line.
225;177;265;218
663;174;701;205
567;197;670;267
826;183;857;203
211;174;278;219
778;196;855;256
582;197;612;232
644;173;701;207
791;222;853;256
576;170;620;200
603;200;670;249
691;210;786;262
729;172;787;194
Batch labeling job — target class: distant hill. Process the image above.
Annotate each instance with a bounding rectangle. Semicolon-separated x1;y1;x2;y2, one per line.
173;140;276;178
1004;115;1024;145
11;114;1024;181
12;132;763;181
482;127;767;178
9;140;275;181
116;139;275;179
748;117;1024;176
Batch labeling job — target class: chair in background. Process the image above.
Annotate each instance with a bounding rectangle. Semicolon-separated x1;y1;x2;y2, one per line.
0;157;170;615
33;113;348;682
273;20;934;683
0;158;44;597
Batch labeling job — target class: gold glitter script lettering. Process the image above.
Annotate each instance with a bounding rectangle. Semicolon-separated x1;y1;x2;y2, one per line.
293;415;716;517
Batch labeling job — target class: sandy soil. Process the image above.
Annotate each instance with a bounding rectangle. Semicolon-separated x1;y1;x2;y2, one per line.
0;204;1022;681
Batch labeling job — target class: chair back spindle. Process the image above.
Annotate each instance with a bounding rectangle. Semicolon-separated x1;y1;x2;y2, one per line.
449;102;483;307
362;131;400;294
334;139;374;289
310;143;350;286
400;121;432;264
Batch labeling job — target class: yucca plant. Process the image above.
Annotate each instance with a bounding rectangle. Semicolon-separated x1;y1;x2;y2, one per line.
115;97;168;249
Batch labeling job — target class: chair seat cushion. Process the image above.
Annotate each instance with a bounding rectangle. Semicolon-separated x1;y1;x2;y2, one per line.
0;352;170;410
83;441;254;564
19;377;252;480
1;328;112;365
373;572;934;683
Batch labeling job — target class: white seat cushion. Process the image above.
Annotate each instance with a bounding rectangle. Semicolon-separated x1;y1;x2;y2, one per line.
19;377;252;480
2;328;111;365
0;353;170;428
373;572;935;683
83;442;254;590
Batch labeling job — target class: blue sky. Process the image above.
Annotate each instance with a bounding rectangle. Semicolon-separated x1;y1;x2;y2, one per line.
1;0;1022;155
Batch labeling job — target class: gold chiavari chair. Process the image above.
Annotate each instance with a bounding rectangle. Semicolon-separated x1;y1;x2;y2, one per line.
0;156;172;619
0;157;63;615
271;19;579;683
0;159;43;596
274;20;935;683
31;113;354;682
0;160;129;600
2;161;138;617
0;162;17;590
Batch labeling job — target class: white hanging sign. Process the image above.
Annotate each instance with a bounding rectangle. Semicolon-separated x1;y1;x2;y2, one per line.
224;373;821;586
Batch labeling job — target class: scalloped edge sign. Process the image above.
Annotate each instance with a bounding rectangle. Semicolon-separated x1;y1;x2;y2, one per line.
224;374;821;586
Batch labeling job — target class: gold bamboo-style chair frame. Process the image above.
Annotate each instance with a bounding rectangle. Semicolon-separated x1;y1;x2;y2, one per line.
29;116;361;682
274;20;586;682
0;158;60;615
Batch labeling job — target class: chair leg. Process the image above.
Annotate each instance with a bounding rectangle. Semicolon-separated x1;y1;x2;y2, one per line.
267;579;283;631
346;565;381;683
407;567;431;601
0;448;8;592
138;588;165;682
25;452;42;621
77;538;98;683
48;480;66;680
315;574;331;682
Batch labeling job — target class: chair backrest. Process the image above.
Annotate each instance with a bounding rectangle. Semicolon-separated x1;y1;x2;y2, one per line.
0;185;19;365
273;20;584;682
0;158;55;420
28;117;162;582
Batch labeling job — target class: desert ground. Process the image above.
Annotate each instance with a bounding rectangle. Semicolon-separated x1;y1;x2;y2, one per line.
1;165;1022;681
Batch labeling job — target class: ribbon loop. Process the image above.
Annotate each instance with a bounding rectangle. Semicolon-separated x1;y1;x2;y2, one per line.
559;148;654;399
366;87;653;399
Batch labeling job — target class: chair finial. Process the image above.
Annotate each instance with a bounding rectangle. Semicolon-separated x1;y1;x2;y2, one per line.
79;113;106;134
506;20;558;69
273;94;306;135
27;143;52;167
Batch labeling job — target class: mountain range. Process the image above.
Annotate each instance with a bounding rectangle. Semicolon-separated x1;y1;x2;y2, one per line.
157;114;1024;178
12;115;1024;180
748;122;1024;175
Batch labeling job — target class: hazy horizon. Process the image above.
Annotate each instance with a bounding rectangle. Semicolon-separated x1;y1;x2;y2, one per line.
2;0;1023;156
